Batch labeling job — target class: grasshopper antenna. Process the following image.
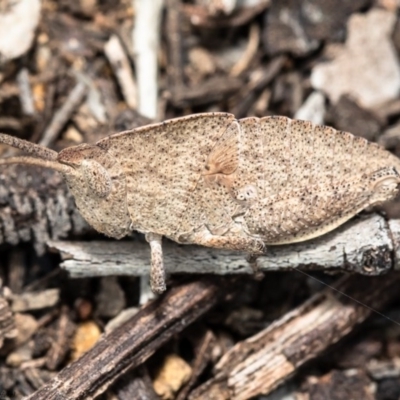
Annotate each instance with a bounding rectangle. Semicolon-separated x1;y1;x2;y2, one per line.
0;133;72;174
0;133;59;161
0;156;72;174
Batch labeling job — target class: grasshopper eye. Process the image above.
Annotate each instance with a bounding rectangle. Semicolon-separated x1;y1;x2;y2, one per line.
81;159;112;198
371;167;400;192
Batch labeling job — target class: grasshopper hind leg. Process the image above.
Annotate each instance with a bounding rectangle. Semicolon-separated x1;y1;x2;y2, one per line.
178;228;267;279
145;233;166;294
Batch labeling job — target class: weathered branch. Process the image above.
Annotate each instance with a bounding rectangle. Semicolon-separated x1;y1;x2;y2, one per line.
189;273;400;400
49;214;400;278
104;35;137;110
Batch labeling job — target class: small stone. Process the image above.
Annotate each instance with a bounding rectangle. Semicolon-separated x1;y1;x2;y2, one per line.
295;91;326;125
70;321;101;361
153;354;192;400
95;277;126;318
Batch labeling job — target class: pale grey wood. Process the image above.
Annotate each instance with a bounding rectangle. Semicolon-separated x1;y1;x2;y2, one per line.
48;214;399;278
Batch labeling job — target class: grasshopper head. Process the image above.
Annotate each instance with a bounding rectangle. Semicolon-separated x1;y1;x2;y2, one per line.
0;134;131;239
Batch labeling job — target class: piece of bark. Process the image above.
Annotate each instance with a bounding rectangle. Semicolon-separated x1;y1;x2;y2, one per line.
0;293;16;349
7;248;26;294
50;214;398;278
0;165;90;254
189;273;400;400
26;278;228;400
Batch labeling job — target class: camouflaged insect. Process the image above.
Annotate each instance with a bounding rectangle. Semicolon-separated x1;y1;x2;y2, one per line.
1;112;400;293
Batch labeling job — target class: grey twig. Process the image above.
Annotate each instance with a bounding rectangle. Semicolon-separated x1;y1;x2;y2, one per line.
49;214;400;278
104;35;137;109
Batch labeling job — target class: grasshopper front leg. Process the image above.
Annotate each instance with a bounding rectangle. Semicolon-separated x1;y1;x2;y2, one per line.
145;233;166;294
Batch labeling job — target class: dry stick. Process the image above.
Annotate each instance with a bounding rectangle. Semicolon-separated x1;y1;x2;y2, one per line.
189;273;400;400
104;35;137;110
230;23;260;77
39;81;88;147
49;214;400;278
16;67;35;116
166;0;185;90
132;0;164;119
26;279;226;400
